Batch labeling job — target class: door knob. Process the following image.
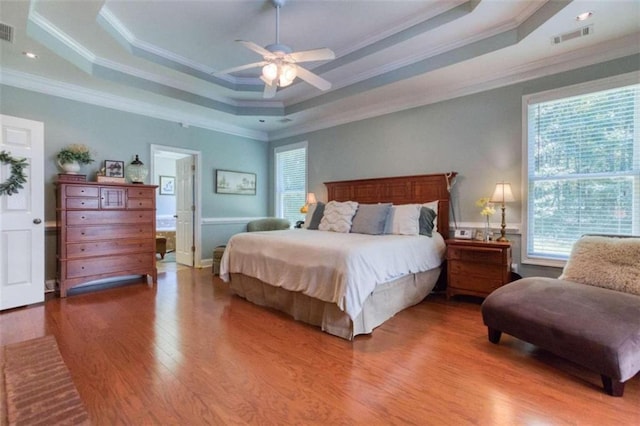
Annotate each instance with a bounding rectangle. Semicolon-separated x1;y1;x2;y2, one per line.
33;218;42;224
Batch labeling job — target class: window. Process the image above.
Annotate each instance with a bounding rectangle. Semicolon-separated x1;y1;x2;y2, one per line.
274;142;307;226
523;74;639;264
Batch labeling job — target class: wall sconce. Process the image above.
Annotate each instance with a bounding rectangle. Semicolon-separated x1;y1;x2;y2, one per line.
490;182;515;242
300;192;317;213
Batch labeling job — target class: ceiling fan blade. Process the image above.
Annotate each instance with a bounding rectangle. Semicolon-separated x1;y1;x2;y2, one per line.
263;80;277;99
236;40;272;58
295;65;332;91
288;48;335;63
213;61;267;76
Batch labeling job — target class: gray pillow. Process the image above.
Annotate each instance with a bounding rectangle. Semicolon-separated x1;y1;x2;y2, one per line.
419;206;437;237
307;202;325;230
350;203;392;235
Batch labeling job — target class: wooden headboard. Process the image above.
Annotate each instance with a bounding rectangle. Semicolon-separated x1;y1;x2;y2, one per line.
324;172;456;239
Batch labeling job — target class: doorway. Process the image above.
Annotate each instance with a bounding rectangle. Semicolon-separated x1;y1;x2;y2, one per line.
150;144;202;269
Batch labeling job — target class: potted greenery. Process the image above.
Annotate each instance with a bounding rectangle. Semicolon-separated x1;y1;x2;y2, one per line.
57;144;94;174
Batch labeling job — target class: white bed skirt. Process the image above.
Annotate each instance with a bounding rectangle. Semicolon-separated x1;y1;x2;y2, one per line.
229;268;441;340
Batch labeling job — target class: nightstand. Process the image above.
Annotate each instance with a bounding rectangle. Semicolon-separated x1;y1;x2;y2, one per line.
446;239;512;299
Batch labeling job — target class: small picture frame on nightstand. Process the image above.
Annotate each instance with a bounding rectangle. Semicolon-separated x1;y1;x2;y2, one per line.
474;229;485;241
454;228;473;239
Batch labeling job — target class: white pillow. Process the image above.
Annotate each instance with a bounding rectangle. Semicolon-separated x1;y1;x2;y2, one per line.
422;200;439;232
303;203;317;229
385;204;421;235
318;201;359;233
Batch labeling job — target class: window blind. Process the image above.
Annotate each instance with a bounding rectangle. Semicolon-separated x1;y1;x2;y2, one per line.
526;83;639;260
275;144;307;226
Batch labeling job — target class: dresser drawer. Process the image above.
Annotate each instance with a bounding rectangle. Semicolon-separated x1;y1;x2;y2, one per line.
448;246;504;264
127;198;154;209
66;186;99;197
128;187;155;199
66;224;154;242
67;210;154;225
66;198;100;209
66;239;155;258
66;253;153;279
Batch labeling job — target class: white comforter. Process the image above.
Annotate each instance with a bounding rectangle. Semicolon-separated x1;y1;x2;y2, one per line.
220;230;445;320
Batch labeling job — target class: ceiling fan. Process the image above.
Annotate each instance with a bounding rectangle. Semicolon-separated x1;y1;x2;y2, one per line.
214;0;335;98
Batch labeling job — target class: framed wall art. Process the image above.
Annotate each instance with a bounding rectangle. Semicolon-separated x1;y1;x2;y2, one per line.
159;175;175;195
215;169;256;195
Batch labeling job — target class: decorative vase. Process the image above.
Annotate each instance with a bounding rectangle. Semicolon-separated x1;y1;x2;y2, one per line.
57;160;81;174
484;221;492;242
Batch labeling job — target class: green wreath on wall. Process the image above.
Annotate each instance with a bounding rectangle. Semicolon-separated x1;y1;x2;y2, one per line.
0;150;28;196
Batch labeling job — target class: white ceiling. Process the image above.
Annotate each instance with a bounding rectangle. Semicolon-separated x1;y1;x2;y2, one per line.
1;0;639;141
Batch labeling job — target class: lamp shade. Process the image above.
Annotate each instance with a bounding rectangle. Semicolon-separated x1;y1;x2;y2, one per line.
306;193;317;204
300;193;317;214
490;183;515;204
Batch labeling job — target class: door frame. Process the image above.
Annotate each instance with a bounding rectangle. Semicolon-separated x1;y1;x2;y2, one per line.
150;144;202;268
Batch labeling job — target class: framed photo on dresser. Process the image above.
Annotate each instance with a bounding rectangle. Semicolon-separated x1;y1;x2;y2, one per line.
104;160;124;178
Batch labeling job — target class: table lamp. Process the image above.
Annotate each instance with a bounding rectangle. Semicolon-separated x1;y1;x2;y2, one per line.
300;192;317;213
490;182;515;242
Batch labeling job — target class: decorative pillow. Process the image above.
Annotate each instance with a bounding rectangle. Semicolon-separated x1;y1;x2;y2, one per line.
422;200;439;232
318;201;359;233
350;203;392;235
559;235;640;296
303;203;317;229
418;207;437;237
307;202;325;230
384;204;421;235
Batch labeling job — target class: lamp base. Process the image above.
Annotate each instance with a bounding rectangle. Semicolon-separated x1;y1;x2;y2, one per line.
497;204;508;242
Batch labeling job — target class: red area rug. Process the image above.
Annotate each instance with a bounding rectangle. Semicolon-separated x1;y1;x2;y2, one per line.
1;335;90;425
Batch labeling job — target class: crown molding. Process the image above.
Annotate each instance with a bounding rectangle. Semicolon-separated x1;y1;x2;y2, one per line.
269;36;640;140
28;9;96;62
0;68;268;141
98;3;264;89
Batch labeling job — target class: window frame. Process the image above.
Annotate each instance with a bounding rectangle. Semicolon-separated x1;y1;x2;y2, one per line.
521;71;640;267
274;141;308;224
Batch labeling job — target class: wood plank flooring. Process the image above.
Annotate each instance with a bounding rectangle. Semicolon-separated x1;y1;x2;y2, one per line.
1;268;638;425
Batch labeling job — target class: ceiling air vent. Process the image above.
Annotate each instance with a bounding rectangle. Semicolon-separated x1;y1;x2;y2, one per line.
552;25;593;45
0;22;14;43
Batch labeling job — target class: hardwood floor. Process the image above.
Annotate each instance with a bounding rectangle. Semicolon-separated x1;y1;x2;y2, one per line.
1;268;638;425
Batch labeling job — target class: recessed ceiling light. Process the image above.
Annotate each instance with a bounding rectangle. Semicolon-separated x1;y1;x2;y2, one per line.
22;51;38;59
576;12;593;21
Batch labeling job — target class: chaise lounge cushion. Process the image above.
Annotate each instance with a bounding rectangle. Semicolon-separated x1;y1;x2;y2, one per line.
482;277;640;383
559;235;640;296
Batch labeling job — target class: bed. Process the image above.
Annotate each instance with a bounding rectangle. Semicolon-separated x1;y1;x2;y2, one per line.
220;173;456;339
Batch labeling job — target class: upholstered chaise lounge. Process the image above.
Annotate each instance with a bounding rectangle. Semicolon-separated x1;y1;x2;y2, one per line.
481;235;640;397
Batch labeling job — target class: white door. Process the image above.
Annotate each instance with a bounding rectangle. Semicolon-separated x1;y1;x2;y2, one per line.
0;115;44;310
175;155;194;266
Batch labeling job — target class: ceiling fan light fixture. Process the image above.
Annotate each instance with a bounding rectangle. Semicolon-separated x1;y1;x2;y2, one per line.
279;63;297;87
262;63;278;81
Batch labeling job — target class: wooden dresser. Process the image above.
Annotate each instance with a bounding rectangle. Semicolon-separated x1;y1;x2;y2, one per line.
56;181;158;297
446;239;512;299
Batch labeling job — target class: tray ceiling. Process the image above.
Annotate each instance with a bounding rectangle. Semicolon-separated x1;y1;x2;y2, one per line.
1;0;639;141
